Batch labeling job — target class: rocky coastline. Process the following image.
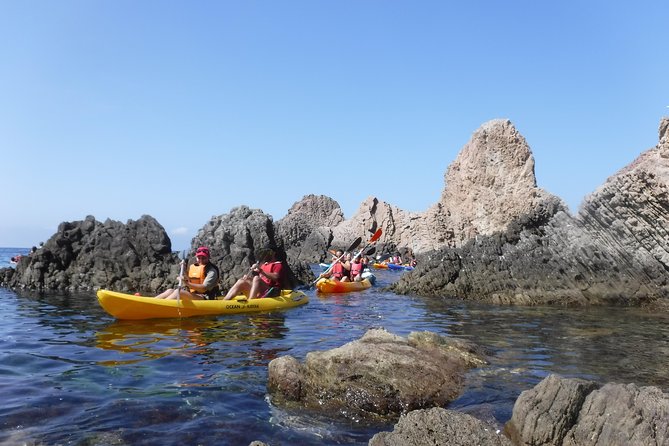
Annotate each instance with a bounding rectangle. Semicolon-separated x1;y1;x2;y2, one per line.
3;117;669;313
2;117;669;445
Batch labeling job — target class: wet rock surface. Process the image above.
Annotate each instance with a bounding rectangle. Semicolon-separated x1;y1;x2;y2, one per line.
369;408;512;446
267;328;487;420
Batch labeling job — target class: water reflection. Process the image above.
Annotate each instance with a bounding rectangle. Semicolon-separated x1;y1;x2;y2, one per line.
95;313;290;367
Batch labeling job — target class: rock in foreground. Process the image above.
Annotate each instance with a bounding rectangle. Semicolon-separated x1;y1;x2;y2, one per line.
506;374;669;446
369;408;512;446
267;328;487;420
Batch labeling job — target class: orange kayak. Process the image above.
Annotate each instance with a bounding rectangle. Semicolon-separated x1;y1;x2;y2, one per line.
315;278;372;293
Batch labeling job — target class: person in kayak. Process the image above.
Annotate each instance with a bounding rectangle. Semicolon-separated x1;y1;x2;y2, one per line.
155;246;220;300
319;250;351;282
223;246;284;300
349;254;365;282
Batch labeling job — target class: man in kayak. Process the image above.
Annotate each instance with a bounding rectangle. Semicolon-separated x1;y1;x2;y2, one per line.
319;250;351;282
155;246;221;300
222;246;284;300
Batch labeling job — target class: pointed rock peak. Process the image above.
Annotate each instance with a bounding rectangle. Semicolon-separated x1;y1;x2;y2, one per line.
660;117;669;142
444;118;538;195
659;117;669;157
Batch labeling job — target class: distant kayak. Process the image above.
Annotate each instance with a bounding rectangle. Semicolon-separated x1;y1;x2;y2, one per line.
387;263;414;271
315;278;372;293
97;289;309;320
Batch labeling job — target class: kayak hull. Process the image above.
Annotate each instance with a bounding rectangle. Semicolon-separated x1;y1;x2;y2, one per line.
97;289;309;320
387;263;414;271
316;278;372;293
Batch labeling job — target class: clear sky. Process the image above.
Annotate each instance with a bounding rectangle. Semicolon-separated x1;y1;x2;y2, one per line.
2;1;667;252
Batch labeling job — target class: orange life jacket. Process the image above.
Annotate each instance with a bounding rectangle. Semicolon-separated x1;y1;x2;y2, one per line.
187;263;220;299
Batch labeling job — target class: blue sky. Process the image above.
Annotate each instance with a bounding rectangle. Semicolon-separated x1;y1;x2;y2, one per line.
1;1;667;252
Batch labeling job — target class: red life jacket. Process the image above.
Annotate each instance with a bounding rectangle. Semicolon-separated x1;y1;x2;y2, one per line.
331;262;347;280
260;261;283;287
350;261;364;278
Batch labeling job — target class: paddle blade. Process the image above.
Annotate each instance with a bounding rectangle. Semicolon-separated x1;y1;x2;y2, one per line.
369;228;382;243
347;237;363;253
376;253;391;262
365;246;376;256
368;221;378;234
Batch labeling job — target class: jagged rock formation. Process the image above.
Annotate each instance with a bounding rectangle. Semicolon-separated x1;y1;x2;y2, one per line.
0;208;315;293
0;215;177;292
191;205;312;289
267;328;487;420
505;374;669;446
274;194;344;263
393;118;669;309
278;119;557;261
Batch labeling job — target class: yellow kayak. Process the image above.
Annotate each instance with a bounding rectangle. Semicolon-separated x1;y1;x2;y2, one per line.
315;278;372;293
97;289;309;320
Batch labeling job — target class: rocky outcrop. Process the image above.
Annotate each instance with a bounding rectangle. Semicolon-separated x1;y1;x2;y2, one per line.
274;119;556;262
506;374;669;446
0;207;315;293
191;205;313;289
274;194;344;263
392;118;669;308
0;215;177;292
267;328;487;420
369;408;512;446
323;119;556;256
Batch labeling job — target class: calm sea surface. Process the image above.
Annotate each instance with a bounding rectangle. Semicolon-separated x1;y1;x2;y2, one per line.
1;246;668;445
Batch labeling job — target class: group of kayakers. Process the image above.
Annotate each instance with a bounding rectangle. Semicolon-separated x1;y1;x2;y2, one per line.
153;245;283;302
150;241;416;301
318;250;368;283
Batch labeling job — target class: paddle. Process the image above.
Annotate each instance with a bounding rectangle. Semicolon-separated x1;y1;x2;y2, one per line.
314;236;362;284
176;251;186;303
352;228;383;261
375;253;392;263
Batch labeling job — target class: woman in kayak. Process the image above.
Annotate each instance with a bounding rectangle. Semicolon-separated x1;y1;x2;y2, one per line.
155;246;220;300
223;246;284;300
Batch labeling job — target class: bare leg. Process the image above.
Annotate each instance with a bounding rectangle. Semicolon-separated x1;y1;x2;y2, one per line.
155;288;177;299
249;276;266;299
224;278;252;300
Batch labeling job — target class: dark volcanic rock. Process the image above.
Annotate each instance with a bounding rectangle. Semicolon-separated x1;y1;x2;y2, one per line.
191;205;314;289
506;374;669;446
1;215;176;292
275;194;344;263
392;118;669;309
267;328;487;420
369;408;512;446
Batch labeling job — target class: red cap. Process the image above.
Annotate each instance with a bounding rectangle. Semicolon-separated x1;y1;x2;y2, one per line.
195;246;210;258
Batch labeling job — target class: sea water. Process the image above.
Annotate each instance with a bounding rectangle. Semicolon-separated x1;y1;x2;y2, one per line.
0;258;668;445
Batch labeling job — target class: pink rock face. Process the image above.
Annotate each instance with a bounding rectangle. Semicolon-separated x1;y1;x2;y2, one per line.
330;119;558;253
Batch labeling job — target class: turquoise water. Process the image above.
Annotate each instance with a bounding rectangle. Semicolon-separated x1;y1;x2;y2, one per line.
1;259;668;445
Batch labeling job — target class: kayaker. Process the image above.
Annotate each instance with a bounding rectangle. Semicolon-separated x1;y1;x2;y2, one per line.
349;254;365;282
223;246;284;300
319;250;351;282
154;246;220;300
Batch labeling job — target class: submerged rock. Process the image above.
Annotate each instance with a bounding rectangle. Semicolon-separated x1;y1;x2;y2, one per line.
267;328;487;420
